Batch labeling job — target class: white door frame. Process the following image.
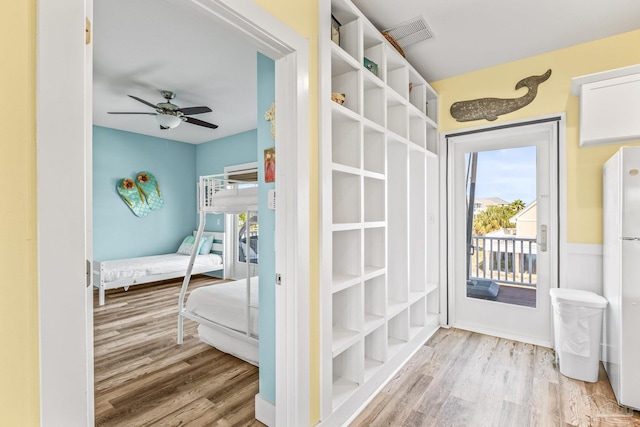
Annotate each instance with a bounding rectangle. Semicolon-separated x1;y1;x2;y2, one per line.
36;0;310;425
440;114;566;346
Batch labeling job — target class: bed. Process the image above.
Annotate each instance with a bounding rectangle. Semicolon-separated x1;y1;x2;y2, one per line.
178;173;259;365
93;231;226;306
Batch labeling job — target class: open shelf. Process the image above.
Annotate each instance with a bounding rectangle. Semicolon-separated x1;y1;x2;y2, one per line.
332;341;361;409
364;274;385;334
331;110;361;169
323;0;439;420
332;229;361;282
332;170;361;224
364;326;386;380
363;125;385;175
364;226;386;277
363;177;385;222
332;285;361;356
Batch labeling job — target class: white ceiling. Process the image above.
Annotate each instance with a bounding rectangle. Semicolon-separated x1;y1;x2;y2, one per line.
93;0;640;144
353;0;640;81
93;0;259;144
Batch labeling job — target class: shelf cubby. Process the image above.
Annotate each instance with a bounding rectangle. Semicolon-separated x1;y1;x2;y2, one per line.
332;170;361;224
409;151;426;294
364;226;385;275
409;297;427;338
386;57;409;100
425;84;439;124
364;275;386;334
331;110;361;169
332;284;362;356
330;0;360;61
332;69;361;115
426;153;439;285
409;114;427;148
332;341;362;409
363;126;385;175
387;104;408;139
426;121;438;154
364;326;386;380
387;141;408;309
363;177;385;223
363;75;385;126
387;309;409;358
332;229;361;289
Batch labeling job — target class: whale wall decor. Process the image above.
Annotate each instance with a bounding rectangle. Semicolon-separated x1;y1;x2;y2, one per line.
450;69;552;122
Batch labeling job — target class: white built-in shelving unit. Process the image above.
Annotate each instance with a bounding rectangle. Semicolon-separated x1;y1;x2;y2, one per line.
320;0;441;423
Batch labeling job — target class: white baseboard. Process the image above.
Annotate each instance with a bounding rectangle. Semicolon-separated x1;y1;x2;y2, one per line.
255;394;275;427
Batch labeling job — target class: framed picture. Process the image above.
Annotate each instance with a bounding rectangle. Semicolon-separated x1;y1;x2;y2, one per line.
264;147;275;183
331;14;341;46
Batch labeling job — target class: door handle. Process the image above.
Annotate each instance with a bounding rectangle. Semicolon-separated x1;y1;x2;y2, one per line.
538;225;547;252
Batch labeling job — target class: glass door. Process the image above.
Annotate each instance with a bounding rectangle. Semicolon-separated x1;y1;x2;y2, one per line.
448;121;558;345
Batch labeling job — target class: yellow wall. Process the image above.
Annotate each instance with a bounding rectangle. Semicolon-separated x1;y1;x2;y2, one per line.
432;29;640;244
0;0;40;426
251;1;320;423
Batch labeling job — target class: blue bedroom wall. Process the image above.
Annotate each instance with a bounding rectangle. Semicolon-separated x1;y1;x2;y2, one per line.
257;53;276;404
195;129;258;233
93;126;197;261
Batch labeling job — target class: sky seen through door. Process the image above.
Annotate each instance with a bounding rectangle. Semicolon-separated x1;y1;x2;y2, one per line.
470;146;537;204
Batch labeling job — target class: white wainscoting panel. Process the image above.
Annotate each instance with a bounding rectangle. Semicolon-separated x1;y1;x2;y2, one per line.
564;243;603;294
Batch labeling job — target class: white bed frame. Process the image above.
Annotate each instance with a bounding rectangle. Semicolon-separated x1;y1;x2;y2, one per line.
93;231;226;306
178;173;259;363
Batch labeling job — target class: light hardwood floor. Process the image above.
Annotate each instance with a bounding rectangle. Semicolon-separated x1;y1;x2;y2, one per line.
352;328;640;426
94;276;264;427
96;280;639;426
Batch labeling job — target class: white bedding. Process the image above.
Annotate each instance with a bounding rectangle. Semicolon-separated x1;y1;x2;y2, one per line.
101;253;223;284
186;276;259;336
208;186;258;213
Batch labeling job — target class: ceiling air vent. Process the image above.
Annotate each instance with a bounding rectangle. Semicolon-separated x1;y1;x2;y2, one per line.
383;16;433;49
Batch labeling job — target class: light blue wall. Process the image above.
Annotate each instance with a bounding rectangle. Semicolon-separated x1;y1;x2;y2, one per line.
93;126;197;261
257;53;276;404
195;129;258;232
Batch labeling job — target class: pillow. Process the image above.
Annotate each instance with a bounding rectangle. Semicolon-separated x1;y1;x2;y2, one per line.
199;236;214;254
177;235;206;255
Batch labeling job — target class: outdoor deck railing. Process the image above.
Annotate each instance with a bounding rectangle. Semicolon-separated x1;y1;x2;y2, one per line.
469;236;537;287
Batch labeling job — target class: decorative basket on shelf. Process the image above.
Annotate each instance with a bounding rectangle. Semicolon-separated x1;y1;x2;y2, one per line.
381;31;405;57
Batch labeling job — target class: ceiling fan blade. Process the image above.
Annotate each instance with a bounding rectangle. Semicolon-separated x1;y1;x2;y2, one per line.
184;116;218;129
128;95;158;109
177;106;212;115
108;112;157;115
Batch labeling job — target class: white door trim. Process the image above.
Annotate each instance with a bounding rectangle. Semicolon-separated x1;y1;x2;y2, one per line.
37;0;94;425
441;114;566;346
37;0;310;425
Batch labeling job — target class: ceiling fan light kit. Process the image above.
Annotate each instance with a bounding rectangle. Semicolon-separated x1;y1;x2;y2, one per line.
108;90;218;130
155;113;182;129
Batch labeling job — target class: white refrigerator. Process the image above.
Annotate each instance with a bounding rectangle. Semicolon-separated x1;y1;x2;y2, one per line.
603;146;640;411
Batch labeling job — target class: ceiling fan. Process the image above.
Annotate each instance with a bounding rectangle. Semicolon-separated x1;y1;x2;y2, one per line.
108;90;218;130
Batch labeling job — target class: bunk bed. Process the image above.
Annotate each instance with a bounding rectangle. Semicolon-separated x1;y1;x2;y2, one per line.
178;173;259;365
93;231;226;306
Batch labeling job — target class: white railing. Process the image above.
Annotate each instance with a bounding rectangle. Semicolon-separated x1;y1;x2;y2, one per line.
470;236;537;287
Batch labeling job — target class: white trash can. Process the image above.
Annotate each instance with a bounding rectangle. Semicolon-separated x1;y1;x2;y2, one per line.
549;288;608;383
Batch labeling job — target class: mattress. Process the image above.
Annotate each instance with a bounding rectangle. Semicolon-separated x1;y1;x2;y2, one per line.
209;186;258;213
100;253;223;284
186;276;259;336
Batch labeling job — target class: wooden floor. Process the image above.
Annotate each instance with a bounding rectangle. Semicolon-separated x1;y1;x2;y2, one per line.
96;280;639;426
94;276;264;427
352;328;640;426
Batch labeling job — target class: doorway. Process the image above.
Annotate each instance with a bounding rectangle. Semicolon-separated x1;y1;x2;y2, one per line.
36;1;310;425
446;119;560;346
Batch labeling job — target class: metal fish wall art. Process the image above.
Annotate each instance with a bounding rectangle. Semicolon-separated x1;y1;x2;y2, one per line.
450;69;552;122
